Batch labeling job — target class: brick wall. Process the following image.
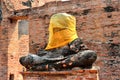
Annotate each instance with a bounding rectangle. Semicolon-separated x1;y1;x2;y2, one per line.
27;0;120;80
0;0;120;80
0;1;29;80
0;19;29;80
3;0;60;11
0;22;8;80
7;20;29;80
0;1;9;79
20;70;98;80
29;18;48;53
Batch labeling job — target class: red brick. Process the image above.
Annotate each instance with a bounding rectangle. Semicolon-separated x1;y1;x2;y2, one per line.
0;0;120;80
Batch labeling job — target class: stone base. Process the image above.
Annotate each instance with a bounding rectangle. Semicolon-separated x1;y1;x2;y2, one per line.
20;69;99;80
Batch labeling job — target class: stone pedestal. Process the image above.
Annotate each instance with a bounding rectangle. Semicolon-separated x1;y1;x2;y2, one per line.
20;69;99;80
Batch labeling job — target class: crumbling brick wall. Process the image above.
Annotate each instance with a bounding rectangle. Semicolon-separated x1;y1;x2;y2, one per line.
28;1;120;80
0;1;29;80
0;0;120;80
3;0;59;11
0;1;9;80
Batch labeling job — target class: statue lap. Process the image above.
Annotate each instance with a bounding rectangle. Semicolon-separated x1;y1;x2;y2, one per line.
19;38;97;71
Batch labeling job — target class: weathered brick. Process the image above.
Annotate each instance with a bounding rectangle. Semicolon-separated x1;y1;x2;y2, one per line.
0;0;120;80
20;70;98;80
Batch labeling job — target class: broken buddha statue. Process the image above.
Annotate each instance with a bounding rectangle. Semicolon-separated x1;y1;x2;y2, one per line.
19;13;97;71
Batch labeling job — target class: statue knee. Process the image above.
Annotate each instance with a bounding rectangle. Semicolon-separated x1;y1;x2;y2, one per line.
77;50;97;68
19;54;34;68
80;50;97;60
19;56;26;67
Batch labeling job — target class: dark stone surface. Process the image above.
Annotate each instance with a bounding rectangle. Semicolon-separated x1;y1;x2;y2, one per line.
19;38;97;71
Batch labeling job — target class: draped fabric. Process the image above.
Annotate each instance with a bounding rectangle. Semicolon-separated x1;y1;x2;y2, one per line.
45;13;78;50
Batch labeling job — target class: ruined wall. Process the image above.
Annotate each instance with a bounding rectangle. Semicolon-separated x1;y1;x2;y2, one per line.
0;1;9;80
0;0;64;80
1;20;29;80
7;20;29;80
0;0;120;80
29;18;48;53
0;1;29;80
27;0;120;80
0;24;8;80
4;0;60;11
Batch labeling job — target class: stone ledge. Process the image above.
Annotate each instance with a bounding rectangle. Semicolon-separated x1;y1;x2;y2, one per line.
20;69;99;80
20;69;97;75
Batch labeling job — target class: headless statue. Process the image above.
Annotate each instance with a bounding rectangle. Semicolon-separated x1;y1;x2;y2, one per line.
19;13;97;71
